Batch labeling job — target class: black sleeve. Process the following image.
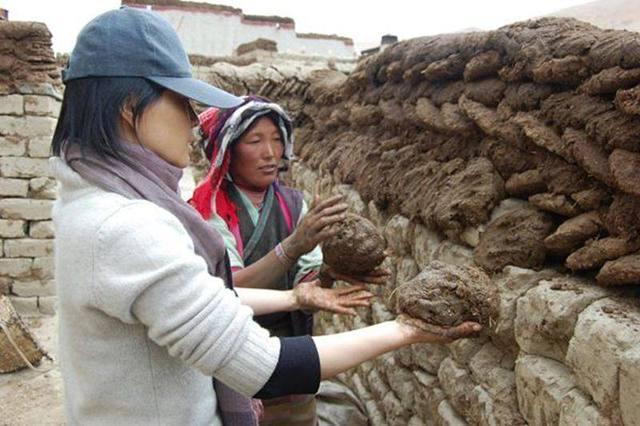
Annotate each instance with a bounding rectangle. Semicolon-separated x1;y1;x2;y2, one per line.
253;335;321;399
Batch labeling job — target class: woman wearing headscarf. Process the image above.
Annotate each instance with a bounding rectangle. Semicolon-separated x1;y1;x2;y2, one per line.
189;97;389;424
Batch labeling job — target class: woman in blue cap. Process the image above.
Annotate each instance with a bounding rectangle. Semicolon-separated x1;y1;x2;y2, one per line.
51;7;481;426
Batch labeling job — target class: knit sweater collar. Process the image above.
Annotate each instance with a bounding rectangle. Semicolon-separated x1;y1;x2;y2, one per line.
50;157;96;201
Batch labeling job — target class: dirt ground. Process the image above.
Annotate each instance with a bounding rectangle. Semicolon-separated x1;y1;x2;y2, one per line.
0;315;65;425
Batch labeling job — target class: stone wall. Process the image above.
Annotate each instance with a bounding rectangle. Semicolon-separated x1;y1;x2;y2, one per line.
283;17;640;426
0;21;61;316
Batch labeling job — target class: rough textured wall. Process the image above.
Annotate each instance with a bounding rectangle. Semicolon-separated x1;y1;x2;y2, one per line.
0;22;61;316
286;17;640;426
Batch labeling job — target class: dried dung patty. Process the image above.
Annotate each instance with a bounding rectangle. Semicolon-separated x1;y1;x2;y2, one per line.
394;261;498;334
322;213;386;276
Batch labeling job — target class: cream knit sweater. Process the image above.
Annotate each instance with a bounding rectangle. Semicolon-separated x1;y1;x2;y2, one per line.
51;158;281;425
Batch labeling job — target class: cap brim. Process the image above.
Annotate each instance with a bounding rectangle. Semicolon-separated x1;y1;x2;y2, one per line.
148;76;243;108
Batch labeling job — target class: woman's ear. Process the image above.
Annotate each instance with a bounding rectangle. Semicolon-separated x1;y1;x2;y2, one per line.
118;99;139;143
120;101;135;130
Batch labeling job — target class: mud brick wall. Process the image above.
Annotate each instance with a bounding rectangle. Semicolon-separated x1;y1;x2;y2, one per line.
0;22;61;316
285;18;640;426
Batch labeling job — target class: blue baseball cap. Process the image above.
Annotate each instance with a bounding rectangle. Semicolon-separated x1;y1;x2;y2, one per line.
63;6;242;108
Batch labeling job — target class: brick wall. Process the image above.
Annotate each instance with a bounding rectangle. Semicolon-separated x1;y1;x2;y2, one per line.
0;21;61;316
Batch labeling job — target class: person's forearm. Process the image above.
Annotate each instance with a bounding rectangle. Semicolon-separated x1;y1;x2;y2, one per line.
233;236;299;289
235;287;298;315
313;321;417;379
256;319;480;399
255;322;415;399
232;251;288;289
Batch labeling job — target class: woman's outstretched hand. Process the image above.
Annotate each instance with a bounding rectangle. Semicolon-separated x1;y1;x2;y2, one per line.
285;193;348;258
293;280;374;316
396;314;483;344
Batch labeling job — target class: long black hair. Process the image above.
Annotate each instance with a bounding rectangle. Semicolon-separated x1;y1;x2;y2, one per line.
52;77;164;161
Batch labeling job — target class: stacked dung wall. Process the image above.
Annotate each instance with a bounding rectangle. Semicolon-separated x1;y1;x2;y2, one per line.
286;18;640;425
0;22;61;316
192;57;348;114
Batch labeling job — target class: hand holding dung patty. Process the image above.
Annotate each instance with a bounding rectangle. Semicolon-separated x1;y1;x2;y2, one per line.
316;208;389;287
397;319;483;344
392;261;498;339
284;192;349;259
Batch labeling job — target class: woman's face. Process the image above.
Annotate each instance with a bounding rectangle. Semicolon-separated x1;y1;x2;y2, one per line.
229;116;284;191
132;91;198;168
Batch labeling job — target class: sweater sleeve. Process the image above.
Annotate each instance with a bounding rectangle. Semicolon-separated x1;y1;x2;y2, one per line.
255;335;321;398
91;201;282;397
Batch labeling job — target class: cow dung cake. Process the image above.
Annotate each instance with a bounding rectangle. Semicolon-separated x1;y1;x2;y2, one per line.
321;213;386;276
393;261;498;335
